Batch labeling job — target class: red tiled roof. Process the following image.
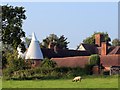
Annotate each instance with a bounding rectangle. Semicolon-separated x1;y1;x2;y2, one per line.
100;55;120;67
108;46;120;55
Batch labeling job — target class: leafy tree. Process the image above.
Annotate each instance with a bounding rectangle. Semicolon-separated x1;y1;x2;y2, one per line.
3;49;29;79
2;5;27;68
56;35;69;49
83;32;111;45
41;34;69;49
25;37;31;47
112;38;120;46
83;36;95;45
2;51;7;68
2;5;26;50
5;50;29;70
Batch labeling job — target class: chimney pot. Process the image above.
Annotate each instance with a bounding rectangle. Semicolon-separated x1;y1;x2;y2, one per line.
95;34;103;47
101;42;107;55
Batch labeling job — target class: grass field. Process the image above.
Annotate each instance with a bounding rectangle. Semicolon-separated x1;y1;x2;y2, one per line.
0;77;1;89
2;76;118;88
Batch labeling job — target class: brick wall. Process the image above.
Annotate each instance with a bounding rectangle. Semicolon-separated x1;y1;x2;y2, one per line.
51;56;89;68
51;55;120;69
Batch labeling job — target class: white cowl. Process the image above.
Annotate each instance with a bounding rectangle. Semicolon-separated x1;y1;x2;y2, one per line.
25;32;43;60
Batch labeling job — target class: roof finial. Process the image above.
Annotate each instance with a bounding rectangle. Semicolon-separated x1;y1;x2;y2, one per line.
32;32;38;41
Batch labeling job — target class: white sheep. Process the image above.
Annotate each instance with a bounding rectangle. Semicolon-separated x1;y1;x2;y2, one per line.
72;76;82;82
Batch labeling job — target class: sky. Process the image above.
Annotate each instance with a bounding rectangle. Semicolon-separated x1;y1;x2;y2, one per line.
1;1;118;49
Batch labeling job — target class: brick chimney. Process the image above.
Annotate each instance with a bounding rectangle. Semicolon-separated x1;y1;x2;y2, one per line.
54;45;59;53
101;42;108;55
95;34;103;47
48;42;54;49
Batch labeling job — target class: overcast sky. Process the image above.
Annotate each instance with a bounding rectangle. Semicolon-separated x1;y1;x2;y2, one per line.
2;2;118;49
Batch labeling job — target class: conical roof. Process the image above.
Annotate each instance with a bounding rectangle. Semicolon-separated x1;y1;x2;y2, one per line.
25;32;43;60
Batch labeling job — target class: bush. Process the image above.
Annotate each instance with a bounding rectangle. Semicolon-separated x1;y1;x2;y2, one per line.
55;67;71;73
3;68;14;80
103;71;110;75
41;58;57;68
89;54;100;66
71;67;86;76
4;66;89;80
84;64;93;75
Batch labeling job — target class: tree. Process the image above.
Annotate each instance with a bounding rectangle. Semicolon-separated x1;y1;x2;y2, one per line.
6;50;27;70
56;35;69;49
3;50;29;79
83;36;95;45
2;5;27;69
112;38;120;46
41;34;69;49
25;37;31;47
2;5;26;50
83;32;111;45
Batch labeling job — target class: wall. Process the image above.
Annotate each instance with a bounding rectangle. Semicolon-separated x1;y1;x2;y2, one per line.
51;55;120;69
51;56;89;68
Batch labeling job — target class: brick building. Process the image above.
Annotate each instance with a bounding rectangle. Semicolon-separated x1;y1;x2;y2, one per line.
25;33;43;67
48;34;119;73
25;33;120;74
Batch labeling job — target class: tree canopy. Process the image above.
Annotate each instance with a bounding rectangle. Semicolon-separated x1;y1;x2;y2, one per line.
2;5;26;50
112;38;120;46
82;32;111;45
2;5;27;68
41;34;69;49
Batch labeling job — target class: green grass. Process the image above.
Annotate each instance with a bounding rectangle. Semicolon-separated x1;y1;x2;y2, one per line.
0;77;2;89
2;76;118;88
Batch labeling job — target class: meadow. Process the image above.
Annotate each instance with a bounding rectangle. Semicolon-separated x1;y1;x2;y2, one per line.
2;76;118;88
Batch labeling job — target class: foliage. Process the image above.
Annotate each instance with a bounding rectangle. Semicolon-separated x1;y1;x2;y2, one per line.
2;51;7;68
42;34;58;48
56;35;69;49
2;5;26;50
83;36;95;45
3;49;29;79
41;34;69;49
103;71;110;75
89;54;100;66
41;58;57;68
84;64;93;75
82;32;111;45
3;66;87;80
25;37;31;47
112;38;120;46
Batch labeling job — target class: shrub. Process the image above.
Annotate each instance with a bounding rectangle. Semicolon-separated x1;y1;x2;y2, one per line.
3;50;30;80
55;67;71;73
41;58;57;68
89;54;100;66
3;68;14;80
84;64;93;75
103;71;110;75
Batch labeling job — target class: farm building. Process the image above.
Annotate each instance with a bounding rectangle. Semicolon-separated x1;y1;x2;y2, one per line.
25;33;120;74
25;32;43;67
